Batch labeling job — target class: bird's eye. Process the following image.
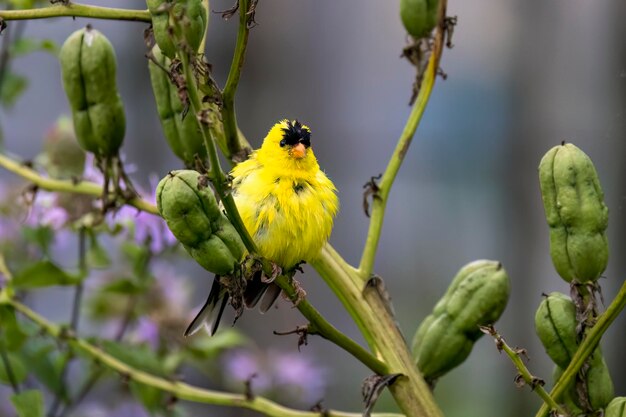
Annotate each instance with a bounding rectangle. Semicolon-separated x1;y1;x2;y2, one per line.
280;139;287;147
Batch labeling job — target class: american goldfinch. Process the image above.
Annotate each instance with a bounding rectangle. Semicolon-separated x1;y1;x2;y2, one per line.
185;120;339;336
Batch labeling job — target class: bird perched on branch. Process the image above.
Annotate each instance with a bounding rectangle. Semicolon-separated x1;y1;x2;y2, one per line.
185;119;339;336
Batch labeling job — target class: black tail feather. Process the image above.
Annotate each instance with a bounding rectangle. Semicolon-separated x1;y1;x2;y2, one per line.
184;276;228;337
259;283;282;313
243;269;267;308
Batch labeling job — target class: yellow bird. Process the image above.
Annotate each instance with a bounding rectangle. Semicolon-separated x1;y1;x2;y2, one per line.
185;119;339;336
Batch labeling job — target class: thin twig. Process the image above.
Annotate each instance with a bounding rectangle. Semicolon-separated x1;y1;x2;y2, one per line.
0;4;151;22
480;325;565;415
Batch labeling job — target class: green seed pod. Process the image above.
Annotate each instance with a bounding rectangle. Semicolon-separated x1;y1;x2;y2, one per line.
412;314;473;381
156;170;245;275
605;397;626;417
147;0;208;58
148;45;207;166
553;349;614;412
444;261;510;336
538;143;609;283
534;292;578;369
400;0;439;39
431;259;489;316
585;350;614;411
59;26;126;157
412;260;510;382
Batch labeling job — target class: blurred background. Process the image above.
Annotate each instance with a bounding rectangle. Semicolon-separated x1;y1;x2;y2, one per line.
1;0;626;416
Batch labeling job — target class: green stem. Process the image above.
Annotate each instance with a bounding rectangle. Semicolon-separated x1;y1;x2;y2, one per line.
0;3;151;22
47;228;88;417
178;47;258;254
312;245;443;417
8;299;402;417
274;275;388;375
358;1;446;279
0;153;158;215
535;280;626;417
221;0;252;158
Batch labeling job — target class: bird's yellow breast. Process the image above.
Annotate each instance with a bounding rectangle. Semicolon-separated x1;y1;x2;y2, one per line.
230;152;338;269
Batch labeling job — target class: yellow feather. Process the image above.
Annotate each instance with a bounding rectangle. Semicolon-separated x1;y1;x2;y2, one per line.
230;120;339;268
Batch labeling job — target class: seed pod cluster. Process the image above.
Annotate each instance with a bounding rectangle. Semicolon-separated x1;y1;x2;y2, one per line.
536;293;614;412
59;26;125;157
148;45;207;166
156;170;245;275
411;260;510;382
147;0;208;58
538;143;609;283
400;0;439;39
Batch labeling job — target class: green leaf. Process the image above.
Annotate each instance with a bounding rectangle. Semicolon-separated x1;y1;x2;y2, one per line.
86;238;111;269
101;278;144;295
19;339;66;398
120;242;151;278
100;340;167;377
12;260;80;288
185;329;247;360
0;352;28;384
0;72;28;109
10;389;44;417
10;38;58;56
0;307;27;350
21;226;54;253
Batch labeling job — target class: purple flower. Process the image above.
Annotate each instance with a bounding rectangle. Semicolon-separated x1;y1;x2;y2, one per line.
222;349;272;393
271;351;328;404
132;316;160;350
24;191;69;230
83;154;104;185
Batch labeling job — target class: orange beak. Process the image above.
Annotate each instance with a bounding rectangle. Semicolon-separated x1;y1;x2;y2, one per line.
291;143;307;159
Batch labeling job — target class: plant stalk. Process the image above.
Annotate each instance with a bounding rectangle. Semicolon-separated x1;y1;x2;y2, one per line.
0;4;151;22
359;0;446;279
